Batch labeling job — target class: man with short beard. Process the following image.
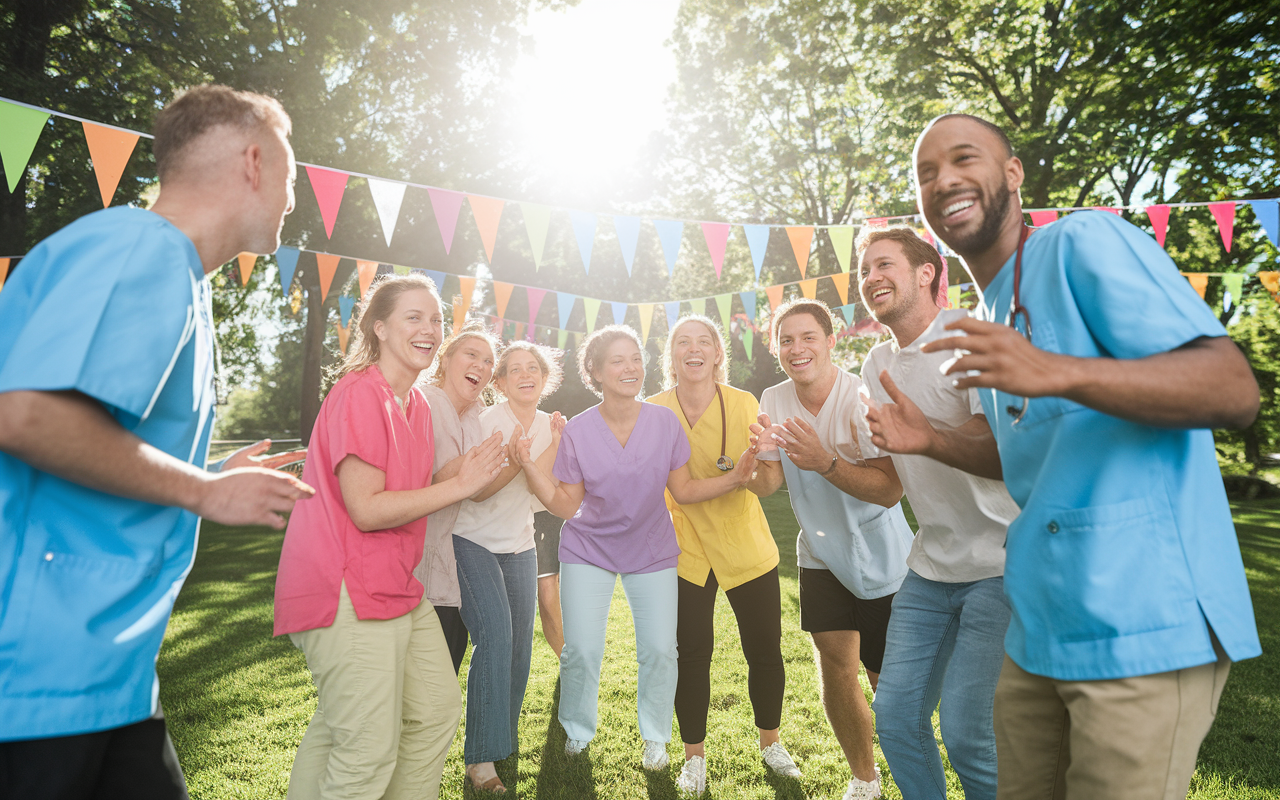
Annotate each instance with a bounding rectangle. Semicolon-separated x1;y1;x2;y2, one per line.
869;113;1261;799
855;226;1018;800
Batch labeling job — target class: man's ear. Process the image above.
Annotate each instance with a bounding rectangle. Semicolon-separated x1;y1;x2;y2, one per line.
245;142;264;191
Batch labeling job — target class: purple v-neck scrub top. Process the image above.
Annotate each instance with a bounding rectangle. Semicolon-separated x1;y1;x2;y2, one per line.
553;403;691;574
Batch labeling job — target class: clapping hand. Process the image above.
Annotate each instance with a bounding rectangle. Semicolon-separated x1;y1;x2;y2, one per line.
749;412;787;453
774;417;839;472
458;432;506;494
863;371;938;455
729;444;759;487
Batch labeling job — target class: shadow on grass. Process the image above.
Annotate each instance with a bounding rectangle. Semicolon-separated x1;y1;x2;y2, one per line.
534;678;598;800
762;770;807;800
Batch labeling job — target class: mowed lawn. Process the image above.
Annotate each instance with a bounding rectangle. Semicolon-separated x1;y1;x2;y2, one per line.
158;494;1280;799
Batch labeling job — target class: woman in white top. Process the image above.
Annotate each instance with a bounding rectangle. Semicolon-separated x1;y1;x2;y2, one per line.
451;340;565;793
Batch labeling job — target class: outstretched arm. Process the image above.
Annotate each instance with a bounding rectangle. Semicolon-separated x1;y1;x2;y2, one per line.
666;445;758;506
771;416;902;507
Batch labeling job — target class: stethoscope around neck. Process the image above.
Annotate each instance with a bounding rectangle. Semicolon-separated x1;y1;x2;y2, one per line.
713;384;733;471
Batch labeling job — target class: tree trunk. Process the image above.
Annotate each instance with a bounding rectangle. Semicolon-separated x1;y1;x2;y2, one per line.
299;265;325;445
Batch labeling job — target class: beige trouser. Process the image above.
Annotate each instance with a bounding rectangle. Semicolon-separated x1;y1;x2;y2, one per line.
994;644;1230;800
287;583;462;800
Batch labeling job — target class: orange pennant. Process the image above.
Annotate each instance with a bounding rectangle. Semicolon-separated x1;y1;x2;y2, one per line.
315;253;341;300
1259;271;1280;295
830;272;851;305
468;195;506;262
236;252;257;285
493;281;514;319
785;226;814;278
455;276;477;329
356;260;379;299
766;285;784;311
1183;272;1209;299
335;322;351;355
800;278;818;299
0;257;9;288
82;122;139;207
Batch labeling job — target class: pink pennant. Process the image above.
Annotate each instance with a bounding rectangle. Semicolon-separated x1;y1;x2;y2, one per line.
701;222;731;280
1093;206;1121;216
305;166;349;239
1145;205;1171;248
1029;210;1057;227
527;287;547;325
1209;202;1236;252
866;218;888;228
428;188;465;255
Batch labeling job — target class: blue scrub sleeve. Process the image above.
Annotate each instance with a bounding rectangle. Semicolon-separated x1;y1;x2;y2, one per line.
1061;212;1227;360
0;226;194;423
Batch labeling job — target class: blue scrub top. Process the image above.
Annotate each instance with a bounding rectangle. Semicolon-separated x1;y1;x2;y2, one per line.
0;207;215;740
975;210;1261;681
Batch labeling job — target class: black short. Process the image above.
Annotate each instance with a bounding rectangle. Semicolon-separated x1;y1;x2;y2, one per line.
798;567;895;674
0;712;188;800
534;510;562;578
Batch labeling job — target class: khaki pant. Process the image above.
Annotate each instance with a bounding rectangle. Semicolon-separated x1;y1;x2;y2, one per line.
994;645;1229;800
287;584;462;800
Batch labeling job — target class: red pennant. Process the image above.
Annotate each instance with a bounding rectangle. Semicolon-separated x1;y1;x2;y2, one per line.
527;287;547;325
1093;206;1121;216
305;166;349;238
1209;202;1236;252
81;122;140;207
701;222;731;280
315;253;341;300
1029;210;1058;227
236;252;256;285
865;217;888;229
1145;205;1171;248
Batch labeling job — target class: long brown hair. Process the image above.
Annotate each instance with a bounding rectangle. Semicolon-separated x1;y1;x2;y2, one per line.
337;273;442;379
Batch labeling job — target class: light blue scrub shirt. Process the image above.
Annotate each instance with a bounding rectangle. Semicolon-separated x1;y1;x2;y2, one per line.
0;207;215;740
975;210;1261;681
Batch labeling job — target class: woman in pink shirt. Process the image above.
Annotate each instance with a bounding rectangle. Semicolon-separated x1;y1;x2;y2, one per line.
274;274;505;800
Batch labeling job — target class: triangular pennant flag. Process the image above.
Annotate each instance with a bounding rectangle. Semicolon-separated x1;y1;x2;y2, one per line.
81;122;140;207
639;303;655;342
393;264;410;276
0;101;50;192
315;253;341;300
454;276;476;329
1209;202;1236;252
865;217;888;229
304;166;349;239
493;280;514;318
336;322;351;355
423;269;447;294
740;291;757;322
521;203;552;269
367;179;406;247
743;224;770;282
654;220;684;277
800;278;818;299
572;331;583;350
513;322;525;341
830;272;851;305
715;294;733;329
570;210;597;274
0;257;9;293
339;295;355;327
1093;206;1122;216
1145;205;1171;248
743;327;754;360
427;188;465;254
527;287;547;326
558;329;569;350
1223;274;1244;308
583;297;602;333
558;293;576;328
1250;200;1279;248
840;305;856;326
690;297;707;318
615;216;641;276
356;260;379;298
275;247;300;297
829;226;854;273
1259;272;1280;295
1029;210;1058;227
236;252;257;286
610;301;628;325
664;301;679;330
468;195;505;262
1184;272;1209;299
948;285;962;309
785;227;815;278
702;222;731;280
766;284;784;312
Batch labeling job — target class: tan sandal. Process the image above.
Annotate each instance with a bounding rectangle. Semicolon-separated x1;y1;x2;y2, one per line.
467;765;507;794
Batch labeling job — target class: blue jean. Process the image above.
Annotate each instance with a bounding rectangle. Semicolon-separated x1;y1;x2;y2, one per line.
873;570;1011;800
454;536;537;764
558;562;678;743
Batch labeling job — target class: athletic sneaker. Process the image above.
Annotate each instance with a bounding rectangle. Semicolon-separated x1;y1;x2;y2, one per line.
840;767;882;800
676;755;706;797
760;742;802;778
564;738;589;757
642;739;670;771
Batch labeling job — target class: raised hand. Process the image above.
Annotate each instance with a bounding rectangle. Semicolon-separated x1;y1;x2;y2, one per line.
458;432;506;494
513;428;536;466
777;417;839;472
506;423;529;470
864;371;939;455
751;412;783;453
549;411;567;439
221;439;308;471
921;316;1062;396
195;468;315;530
730;444;759;487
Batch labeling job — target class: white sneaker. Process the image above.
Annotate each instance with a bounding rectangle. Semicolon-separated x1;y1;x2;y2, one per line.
841;767;882;800
760;742;802;778
676;755;706;796
564;738;589;756
642;739;670;771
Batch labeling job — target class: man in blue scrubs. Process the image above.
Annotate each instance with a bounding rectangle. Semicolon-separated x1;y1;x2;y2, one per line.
868;113;1261;799
0;85;313;799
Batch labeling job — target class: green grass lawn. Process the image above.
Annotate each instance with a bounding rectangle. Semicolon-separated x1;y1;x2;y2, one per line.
158;495;1280;799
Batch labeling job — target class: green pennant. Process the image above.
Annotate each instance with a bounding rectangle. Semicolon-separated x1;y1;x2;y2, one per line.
743;328;754;361
0;101;50;192
558;328;569;351
829;226;855;273
715;293;733;330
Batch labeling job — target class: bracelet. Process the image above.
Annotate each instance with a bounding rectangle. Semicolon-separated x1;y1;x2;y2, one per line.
821;454;839;475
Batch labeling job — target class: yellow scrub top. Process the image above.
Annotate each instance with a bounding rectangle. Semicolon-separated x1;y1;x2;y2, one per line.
648;384;778;589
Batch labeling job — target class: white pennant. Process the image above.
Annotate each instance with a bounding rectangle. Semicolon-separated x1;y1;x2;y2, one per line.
367;178;407;247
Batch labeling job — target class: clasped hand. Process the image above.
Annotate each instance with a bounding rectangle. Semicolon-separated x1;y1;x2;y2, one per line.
750;412;835;472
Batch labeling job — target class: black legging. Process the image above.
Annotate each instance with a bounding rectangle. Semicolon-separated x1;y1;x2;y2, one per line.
675;566;785;744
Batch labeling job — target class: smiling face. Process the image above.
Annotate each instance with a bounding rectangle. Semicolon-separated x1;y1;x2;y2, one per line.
373;288;444;377
495;349;547;407
594;337;646;399
442;335;496;404
776;311;836;387
859;238;934;326
914;116;1022;257
670;320;722;388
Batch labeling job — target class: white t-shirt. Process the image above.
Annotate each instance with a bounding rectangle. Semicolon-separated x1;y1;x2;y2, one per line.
758;369;913;599
451;402;551;554
859;308;1020;583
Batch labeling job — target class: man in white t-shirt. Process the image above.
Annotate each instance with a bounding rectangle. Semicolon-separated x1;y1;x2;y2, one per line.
751;298;913;800
856;227;1018;800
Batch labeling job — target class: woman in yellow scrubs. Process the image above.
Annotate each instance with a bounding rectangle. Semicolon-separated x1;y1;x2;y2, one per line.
648;315;801;797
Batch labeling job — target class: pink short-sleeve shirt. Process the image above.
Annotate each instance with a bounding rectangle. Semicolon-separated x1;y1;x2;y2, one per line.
273;365;435;636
